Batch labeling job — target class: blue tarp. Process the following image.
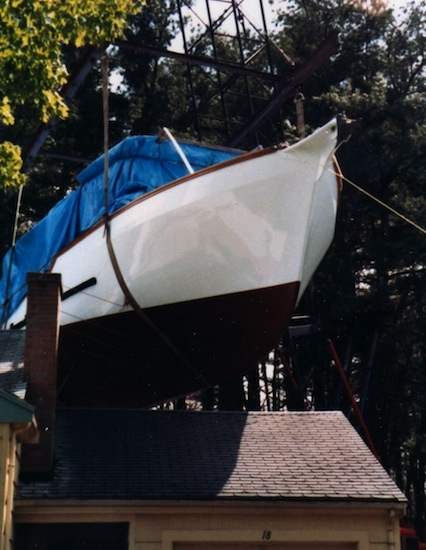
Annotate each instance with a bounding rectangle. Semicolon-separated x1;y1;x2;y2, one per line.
0;135;239;322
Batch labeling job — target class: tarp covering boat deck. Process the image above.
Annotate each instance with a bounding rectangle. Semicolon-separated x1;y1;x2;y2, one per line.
0;136;240;322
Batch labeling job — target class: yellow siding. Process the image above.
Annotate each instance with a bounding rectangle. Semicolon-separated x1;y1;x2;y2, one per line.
0;424;16;550
14;501;404;550
174;544;356;550
0;425;8;547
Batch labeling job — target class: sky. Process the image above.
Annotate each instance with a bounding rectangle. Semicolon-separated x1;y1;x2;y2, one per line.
173;0;420;52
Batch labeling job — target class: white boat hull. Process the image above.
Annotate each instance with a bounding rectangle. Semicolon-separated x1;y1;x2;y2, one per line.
9;120;340;406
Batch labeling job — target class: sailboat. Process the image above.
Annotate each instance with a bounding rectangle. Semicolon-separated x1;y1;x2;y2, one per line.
0;119;341;406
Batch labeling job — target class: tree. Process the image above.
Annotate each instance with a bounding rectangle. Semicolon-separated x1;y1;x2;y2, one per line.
271;0;426;533
0;0;141;190
115;1;193;135
0;2;193;262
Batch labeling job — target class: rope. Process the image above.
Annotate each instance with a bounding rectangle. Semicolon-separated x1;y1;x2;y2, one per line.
334;169;426;237
160;127;194;174
100;52;210;387
101;55;109;214
1;164;25;327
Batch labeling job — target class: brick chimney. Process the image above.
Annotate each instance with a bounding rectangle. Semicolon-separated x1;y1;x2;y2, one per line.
21;272;62;474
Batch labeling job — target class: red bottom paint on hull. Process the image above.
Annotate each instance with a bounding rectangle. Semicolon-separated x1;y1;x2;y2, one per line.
57;281;300;407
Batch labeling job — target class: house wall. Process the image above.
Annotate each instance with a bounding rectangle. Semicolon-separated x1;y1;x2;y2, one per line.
13;501;404;550
0;424;21;550
0;423;10;548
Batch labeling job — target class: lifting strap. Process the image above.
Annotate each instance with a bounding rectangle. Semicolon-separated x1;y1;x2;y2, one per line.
101;53;210;388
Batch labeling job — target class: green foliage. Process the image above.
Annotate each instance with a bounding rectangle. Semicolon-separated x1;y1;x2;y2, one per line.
0;0;141;189
0;142;25;188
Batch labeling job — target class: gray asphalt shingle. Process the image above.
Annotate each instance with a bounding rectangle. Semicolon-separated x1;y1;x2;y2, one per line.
0;330;26;399
18;409;406;503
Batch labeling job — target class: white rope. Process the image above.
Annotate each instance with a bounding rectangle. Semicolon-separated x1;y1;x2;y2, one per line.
162;127;194;174
334;168;426;237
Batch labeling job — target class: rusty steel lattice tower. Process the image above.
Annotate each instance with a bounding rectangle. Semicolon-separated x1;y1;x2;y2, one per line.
174;1;339;150
23;1;340;165
175;0;291;149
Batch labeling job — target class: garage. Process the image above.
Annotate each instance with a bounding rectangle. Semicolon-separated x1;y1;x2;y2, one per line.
174;543;357;550
14;409;406;550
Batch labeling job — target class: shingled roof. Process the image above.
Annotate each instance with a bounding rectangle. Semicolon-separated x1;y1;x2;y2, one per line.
0;330;26;399
18;409;406;503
